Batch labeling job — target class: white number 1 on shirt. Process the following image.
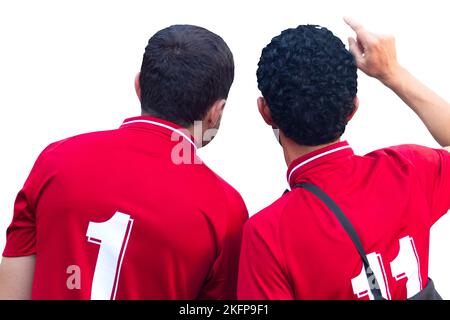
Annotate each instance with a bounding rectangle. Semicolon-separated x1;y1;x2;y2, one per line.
86;212;134;300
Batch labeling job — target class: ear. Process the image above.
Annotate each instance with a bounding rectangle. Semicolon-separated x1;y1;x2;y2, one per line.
347;96;359;121
134;72;142;102
205;99;226;129
257;97;274;126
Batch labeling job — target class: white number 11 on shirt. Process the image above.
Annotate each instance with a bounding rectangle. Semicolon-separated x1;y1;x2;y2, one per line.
351;236;422;299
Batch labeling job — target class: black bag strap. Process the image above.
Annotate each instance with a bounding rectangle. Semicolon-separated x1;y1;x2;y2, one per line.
294;182;384;300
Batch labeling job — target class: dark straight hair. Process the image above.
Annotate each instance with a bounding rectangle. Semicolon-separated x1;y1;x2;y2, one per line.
139;25;235;127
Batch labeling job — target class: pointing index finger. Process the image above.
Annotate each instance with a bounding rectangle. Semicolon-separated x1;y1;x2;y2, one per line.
344;16;376;48
344;16;365;33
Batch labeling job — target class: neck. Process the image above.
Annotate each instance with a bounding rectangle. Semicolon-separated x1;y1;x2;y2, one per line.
141;110;197;139
281;134;340;166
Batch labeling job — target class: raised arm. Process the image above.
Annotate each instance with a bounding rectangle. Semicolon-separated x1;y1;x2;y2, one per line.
344;17;450;151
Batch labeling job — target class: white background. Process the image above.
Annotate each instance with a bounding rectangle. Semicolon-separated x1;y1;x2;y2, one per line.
1;0;449;298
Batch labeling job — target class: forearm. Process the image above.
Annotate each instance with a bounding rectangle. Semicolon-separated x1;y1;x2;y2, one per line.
0;256;35;299
383;66;450;147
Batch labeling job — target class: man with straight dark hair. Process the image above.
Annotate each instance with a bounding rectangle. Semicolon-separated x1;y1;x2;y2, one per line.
0;25;248;299
238;18;450;300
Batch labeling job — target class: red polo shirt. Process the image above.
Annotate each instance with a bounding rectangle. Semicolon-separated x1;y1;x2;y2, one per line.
238;141;450;300
3;115;248;300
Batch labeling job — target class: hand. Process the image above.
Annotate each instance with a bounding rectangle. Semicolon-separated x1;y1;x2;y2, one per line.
344;17;401;85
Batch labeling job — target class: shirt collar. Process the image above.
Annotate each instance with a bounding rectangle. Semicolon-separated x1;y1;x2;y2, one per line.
120;115;197;150
287;141;354;187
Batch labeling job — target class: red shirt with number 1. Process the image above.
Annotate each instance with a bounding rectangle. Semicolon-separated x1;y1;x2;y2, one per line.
3;115;248;299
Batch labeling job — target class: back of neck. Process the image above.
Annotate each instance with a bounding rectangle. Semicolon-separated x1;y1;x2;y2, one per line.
281;135;340;166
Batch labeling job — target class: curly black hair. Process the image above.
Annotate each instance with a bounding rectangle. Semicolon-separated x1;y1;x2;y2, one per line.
257;25;357;146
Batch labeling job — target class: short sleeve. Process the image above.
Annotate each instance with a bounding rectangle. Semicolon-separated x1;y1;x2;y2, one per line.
2;189;37;257
394;145;450;225
3;142;59;257
237;220;293;300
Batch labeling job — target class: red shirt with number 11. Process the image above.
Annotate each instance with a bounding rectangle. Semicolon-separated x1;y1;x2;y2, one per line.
238;141;450;300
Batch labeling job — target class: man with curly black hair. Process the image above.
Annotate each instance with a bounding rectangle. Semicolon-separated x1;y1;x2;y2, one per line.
238;18;450;300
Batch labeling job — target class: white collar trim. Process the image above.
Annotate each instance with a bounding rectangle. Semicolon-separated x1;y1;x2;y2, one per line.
122;119;197;150
288;145;351;184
